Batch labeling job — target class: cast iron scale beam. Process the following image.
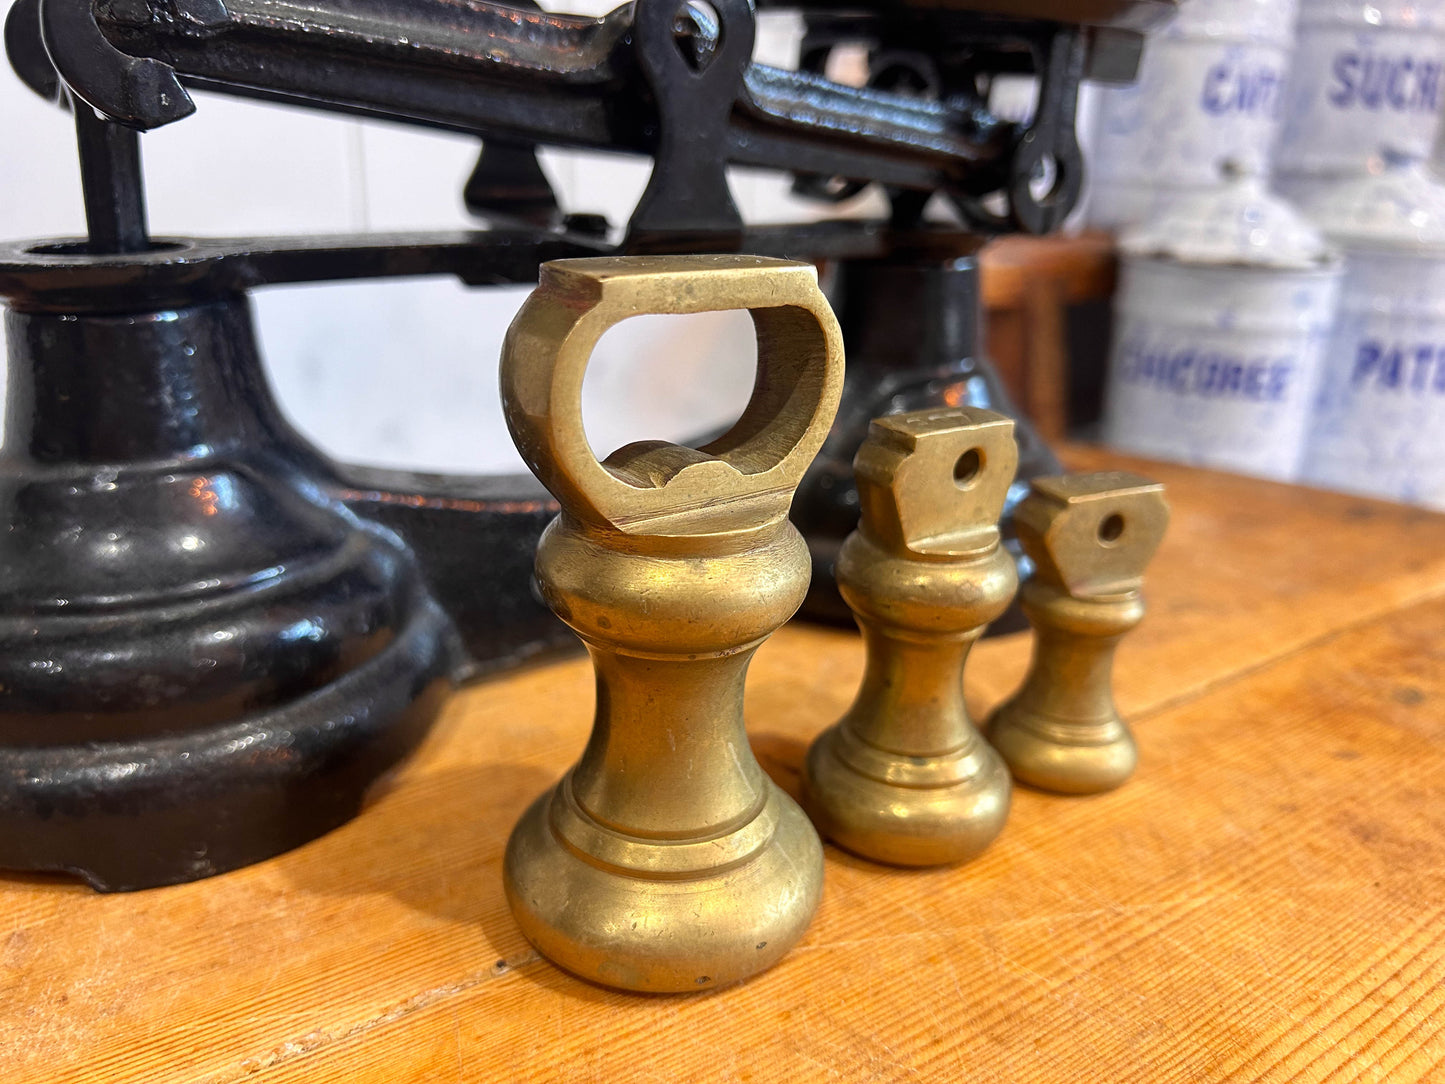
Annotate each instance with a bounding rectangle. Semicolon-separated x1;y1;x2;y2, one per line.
0;0;1172;890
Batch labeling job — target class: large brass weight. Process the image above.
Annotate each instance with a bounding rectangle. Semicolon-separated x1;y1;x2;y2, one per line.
499;256;843;992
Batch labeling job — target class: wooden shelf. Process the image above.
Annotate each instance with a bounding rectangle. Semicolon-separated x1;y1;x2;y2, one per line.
980;230;1118;312
4;447;1445;1082
981;230;1120;443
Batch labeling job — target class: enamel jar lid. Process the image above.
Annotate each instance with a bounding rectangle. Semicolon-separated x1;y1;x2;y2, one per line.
1296;0;1445;32
1293;159;1445;254
1120;174;1341;270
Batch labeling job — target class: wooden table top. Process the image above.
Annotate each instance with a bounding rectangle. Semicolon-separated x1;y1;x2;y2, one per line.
4;448;1444;1083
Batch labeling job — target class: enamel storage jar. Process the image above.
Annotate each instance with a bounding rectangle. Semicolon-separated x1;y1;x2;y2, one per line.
1296;162;1445;509
1103;177;1343;480
1274;0;1445;197
1090;0;1299;228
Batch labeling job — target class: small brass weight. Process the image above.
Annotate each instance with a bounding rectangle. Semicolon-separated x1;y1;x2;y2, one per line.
803;408;1018;867
986;472;1169;794
499;255;843;992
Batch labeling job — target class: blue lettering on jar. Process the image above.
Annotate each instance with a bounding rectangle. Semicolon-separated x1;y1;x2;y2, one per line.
1349;338;1445;394
1201;61;1284;117
1118;339;1294;401
1328;51;1444;113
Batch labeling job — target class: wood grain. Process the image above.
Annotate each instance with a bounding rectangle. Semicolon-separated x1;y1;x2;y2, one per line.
2;452;1443;1083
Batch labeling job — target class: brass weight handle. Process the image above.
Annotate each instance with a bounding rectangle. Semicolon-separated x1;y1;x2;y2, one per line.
500;254;845;537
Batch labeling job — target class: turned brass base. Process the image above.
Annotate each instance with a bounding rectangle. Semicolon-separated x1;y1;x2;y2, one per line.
985;714;1137;795
803;725;1011;866
504;773;824;993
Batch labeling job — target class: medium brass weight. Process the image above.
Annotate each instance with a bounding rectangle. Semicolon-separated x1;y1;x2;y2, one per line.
802;408;1018;866
986;472;1169;794
499;255;843;992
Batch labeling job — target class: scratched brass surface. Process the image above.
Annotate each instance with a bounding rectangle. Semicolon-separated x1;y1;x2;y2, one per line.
498;255;844;992
801;408;1018;867
986;471;1169;794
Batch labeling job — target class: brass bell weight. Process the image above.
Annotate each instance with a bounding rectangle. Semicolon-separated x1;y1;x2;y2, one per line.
499;255;843;992
802;408;1018;867
986;472;1169;794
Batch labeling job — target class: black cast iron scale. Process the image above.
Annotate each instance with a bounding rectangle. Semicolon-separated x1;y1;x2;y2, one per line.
0;0;1171;890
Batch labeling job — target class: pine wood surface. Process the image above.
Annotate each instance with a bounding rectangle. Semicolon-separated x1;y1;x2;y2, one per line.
3;449;1444;1083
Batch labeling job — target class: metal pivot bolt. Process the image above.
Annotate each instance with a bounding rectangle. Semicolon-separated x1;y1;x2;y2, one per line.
986;472;1169;795
499;255;844;993
802;407;1019;867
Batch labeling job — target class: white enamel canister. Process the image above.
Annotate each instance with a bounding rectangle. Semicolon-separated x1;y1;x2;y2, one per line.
1103;177;1343;480
1089;0;1298;229
1296;162;1445;508
1274;0;1445;196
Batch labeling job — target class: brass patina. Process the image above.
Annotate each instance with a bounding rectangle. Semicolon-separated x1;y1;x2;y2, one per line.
802;408;1018;867
986;472;1169;794
499;255;843;993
